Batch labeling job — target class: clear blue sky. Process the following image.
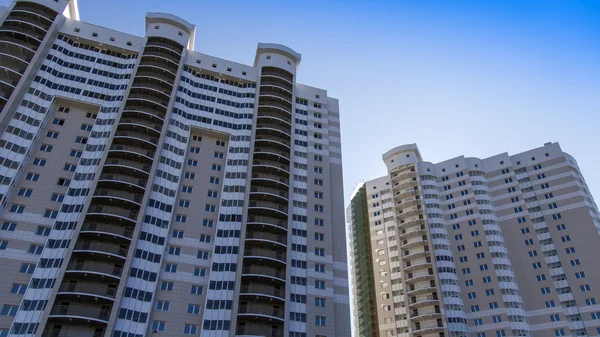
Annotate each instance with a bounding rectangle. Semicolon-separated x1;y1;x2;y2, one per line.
4;0;599;204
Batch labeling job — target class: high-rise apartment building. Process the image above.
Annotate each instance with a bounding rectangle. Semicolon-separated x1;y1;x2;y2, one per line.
0;1;350;336
348;142;600;337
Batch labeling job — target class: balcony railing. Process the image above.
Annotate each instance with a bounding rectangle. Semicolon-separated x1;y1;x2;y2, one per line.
67;261;123;278
242;266;285;280
73;241;128;258
240;284;285;299
80;222;134;239
58;282;117;299
244;247;286;262
49;305;111;322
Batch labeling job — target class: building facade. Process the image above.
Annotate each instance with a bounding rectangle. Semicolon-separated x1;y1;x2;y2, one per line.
348;143;600;337
0;1;350;337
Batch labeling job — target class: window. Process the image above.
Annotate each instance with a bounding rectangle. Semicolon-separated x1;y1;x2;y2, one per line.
152;321;166;332
209;177;220;184
315;297;326;307
40;144;53;152
81;123;92;131
51;193;64;202
172;230;184;238
179;200;190;208
314;232;324;241
191;285;203;295
314;178;323;186
10;205;24;213
315;316;326;326
160;282;174;291
25;173;39;181
75;136;87;144
197;251;209;259
314;204;324;212
156;301;170;311
63;164;76;172
182;185;193;193
214;151;224;159
202;219;214;227
315;280;326;289
1;305;18;316
314;166;323;173
187;159;198;166
557;224;566;231
10;283;27;294
184;324;197;335
315;264;325;273
165;263;177;273
52;118;65;125
586;298;596;305
496;330;506;337
541;287;551;294
205;204;216;212
536;274;547;281
70;150;82;157
176;214;187;223
315;248;325;256
1;222;16;231
211;164;222;171
545;300;555;308
486;289;495;296
207;190;218;198
315;192;324;199
18;188;32;197
168;246;181;256
492;316;502;323
189;147;200;154
57;178;70;186
43;209;58;219
194;267;206;277
549;314;560;322
184;172;196;179
554;329;565;336
314;155;323;161
28;245;43;255
33;158;46;166
581;284;592;292
187;304;201;315
0;241;7;250
47;131;59;138
199;234;211;243
566;247;576;254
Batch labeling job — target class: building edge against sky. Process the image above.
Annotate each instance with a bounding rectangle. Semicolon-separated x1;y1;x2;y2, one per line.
348;142;600;337
0;0;350;336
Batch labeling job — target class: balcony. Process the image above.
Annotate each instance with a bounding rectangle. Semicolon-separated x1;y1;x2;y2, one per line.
145;38;182;56
399;228;425;240
236;322;284;337
139;57;178;76
87;204;139;223
49;304;111;324
104;156;152;175
6;10;53;30
249;186;288;201
238;302;284;322
12;2;57;21
0;31;38;52
407;285;437;297
248;200;288;219
66;261;123;279
1;20;45;42
94;188;143;205
72;240;129;259
402;249;430;261
96;174;147;194
240;282;285;301
128;89;170;109
257;97;291;113
118;117;163;133
255;123;291;138
405;272;435;284
132;76;173;96
245;230;287;247
142;45;180;63
261;67;293;82
244;247;286;264
41;328;104;337
259;87;292;103
242;266;285;282
0;47;29;71
109;143;155;161
404;261;433;273
79;222;134;242
58;282;117;301
412;324;444;334
250;173;289;189
135;66;175;84
246;216;288;232
409;295;440;309
259;77;293;92
253;147;290;164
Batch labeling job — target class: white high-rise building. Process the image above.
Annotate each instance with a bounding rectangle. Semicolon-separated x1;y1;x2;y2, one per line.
349;143;600;337
0;1;350;336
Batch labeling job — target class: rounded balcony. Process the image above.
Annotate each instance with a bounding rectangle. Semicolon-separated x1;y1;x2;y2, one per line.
91;188;143;209
6;9;53;30
0;30;38;53
248;200;288;219
109;143;155;162
246;216;288;233
260;77;293;93
409;297;440;309
112;133;157;152
79;221;134;243
116;118;162;137
240;281;285;302
0;65;23;83
245;230;287;248
0;20;44;44
236;321;284;337
139;55;178;75
407;285;437;297
404;261;433;273
254;137;290;153
253;147;290;165
86;202;139;224
96;175;146;195
402;249;430;261
401;239;426;251
259;86;292;103
249;186;289;205
399;228;425;240
258;96;292;113
398;218;425;230
143;45;181;64
412;326;445;335
128;87;170;110
250;172;289;190
65;260;123;280
146;37;182;56
105;150;154;173
241;265;286;283
135;67;175;86
238;302;285;323
57;281;118;302
255;123;291;140
119;115;163;133
48;304;112;325
101;166;149;188
405;273;435;284
0;47;29;71
251;159;289;174
244;247;286;265
12;2;57;22
257;106;292;123
72;239;129;260
261;67;293;83
132;76;173;98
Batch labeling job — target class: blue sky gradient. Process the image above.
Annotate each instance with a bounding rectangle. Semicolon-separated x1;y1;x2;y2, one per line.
3;0;599;204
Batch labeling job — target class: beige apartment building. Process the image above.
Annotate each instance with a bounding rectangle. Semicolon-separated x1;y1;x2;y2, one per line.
0;1;350;337
349;143;600;337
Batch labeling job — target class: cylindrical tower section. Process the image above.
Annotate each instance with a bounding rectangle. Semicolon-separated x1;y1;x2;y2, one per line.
236;44;299;337
41;13;190;337
383;145;447;337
